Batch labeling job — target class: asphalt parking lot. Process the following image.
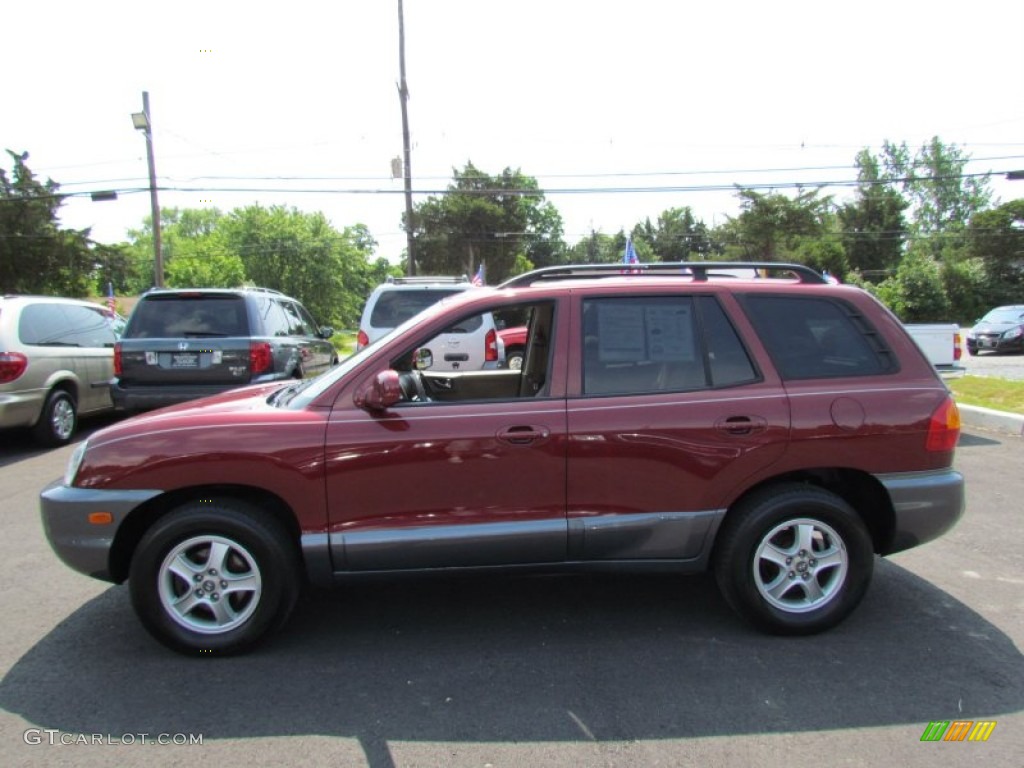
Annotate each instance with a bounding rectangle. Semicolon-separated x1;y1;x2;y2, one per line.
0;422;1021;768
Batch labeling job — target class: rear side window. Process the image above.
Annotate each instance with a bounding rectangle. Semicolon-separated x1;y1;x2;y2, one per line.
370;289;463;327
741;294;897;379
18;304;117;348
127;296;249;338
582;296;755;395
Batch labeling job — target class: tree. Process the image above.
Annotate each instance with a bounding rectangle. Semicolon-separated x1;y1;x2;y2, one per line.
720;188;833;261
880;137;993;239
219;205;380;328
838;149;908;277
872;246;951;322
411;163;565;282
0;150;93;296
965;199;1024;306
645;207;714;261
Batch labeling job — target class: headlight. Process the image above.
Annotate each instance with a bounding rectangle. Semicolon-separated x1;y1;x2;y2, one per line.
64;440;88;486
1004;327;1022;340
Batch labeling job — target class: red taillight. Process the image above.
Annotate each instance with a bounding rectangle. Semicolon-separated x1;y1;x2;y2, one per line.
926;396;961;452
0;352;28;383
356;329;369;349
249;342;273;374
953;331;962;362
485;328;498;362
113;343;122;376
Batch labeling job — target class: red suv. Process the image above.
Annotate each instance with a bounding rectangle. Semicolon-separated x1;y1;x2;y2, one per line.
41;263;964;655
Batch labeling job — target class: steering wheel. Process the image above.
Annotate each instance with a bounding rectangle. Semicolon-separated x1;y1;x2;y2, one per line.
398;370;429;402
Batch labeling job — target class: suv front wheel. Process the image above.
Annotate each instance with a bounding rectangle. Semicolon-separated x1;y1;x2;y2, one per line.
129;500;300;655
714;484;874;635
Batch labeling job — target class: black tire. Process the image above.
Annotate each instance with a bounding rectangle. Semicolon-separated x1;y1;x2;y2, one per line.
32;389;77;447
129;499;301;655
506;349;525;371
714;484;874;635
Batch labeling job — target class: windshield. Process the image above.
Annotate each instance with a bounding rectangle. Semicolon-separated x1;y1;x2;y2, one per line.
981;308;1024;324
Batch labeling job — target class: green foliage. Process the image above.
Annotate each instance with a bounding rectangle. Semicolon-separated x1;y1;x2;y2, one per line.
565;230;624;263
641;207;715;261
0;150;93;296
120;205;386;329
838;149;908;277
721;188;833;261
411;163;565;282
873;246;951;322
940;256;988;324
219;206;379;328
965;199;1024;306
880;137;993;240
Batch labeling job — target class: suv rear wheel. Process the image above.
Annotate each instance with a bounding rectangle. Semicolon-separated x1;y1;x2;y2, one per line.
129;499;300;655
714;484;874;635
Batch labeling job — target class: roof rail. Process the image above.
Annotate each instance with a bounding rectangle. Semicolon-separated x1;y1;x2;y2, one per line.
385;275;469;285
498;262;829;289
243;286;286;296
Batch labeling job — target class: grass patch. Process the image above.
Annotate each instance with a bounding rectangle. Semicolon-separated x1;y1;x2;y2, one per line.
331;330;358;358
948;375;1024;415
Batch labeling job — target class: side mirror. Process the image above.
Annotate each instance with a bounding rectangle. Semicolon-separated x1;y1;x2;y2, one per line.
414;348;433;370
355;370;403;411
318;326;334;339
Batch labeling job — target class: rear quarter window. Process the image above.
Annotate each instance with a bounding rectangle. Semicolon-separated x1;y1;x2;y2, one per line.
740;294;897;380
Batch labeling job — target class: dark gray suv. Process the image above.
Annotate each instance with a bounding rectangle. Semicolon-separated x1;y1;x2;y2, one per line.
111;287;337;412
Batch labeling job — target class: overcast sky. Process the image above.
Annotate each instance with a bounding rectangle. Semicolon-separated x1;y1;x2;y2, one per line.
6;0;1023;263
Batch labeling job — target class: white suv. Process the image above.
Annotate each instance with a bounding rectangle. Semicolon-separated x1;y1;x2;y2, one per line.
356;276;503;371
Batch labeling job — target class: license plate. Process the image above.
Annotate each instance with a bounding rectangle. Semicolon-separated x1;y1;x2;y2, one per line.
982;339;995;348
171;352;199;368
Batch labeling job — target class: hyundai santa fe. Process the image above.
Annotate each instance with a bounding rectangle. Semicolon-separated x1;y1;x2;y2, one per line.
41;262;964;655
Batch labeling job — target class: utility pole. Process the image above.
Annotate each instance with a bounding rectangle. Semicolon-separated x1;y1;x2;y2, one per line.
131;91;163;288
397;0;416;275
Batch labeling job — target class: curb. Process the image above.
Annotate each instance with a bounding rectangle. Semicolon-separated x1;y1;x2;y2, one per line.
958;404;1024;438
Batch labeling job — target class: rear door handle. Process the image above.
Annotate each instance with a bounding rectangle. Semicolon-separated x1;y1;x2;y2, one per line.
715;416;767;436
497;425;550;445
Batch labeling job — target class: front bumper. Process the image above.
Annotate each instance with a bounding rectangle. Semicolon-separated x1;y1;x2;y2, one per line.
40;481;161;582
878;469;965;554
967;335;1024;354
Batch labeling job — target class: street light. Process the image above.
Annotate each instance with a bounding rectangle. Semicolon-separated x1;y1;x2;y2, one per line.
131;91;163;288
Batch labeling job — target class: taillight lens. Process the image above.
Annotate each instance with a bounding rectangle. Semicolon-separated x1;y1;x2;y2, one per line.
0;352;28;383
485;328;498;362
113;342;122;376
926;396;961;452
249;342;273;374
356;329;369;350
953;331;962;362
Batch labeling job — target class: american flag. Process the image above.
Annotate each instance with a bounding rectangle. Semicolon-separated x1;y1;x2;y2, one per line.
621;237;639;274
471;263;485;286
106;282;116;312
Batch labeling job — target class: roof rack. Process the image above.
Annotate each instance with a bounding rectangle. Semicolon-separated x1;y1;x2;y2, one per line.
385;275;469;285
498;262;828;289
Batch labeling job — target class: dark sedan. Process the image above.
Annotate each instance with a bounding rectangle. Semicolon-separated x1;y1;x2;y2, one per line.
965;305;1024;355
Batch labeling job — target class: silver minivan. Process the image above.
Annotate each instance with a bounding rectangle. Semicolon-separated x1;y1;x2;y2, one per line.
0;295;123;446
